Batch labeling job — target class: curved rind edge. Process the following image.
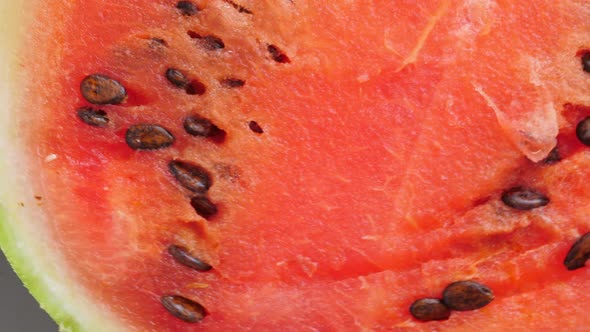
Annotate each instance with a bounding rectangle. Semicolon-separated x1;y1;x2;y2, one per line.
0;1;82;331
0;1;122;331
0;209;81;332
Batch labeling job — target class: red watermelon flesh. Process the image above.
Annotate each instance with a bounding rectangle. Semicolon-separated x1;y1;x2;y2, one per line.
4;0;590;331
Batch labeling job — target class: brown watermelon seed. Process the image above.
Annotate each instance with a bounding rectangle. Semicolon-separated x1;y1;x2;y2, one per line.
564;232;590;270
409;298;451;322
187;31;225;50
185;80;207;95
183;115;226;142
248;121;264;134
77;107;109;127
125;124;175;150
268;44;291;63
168;245;213;272
201;36;225;50
541;146;561;165
161;295;207;323
576;117;590;146
222;0;253;14
176;1;198;16
442;281;494;311
191;195;218;220
169;160;212;193
501;187;549;210
80;74;127;105
220;78;245;88
582;52;590;73
166;68;190;88
148;37;167;48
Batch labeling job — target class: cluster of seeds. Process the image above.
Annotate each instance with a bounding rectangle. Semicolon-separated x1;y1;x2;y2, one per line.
410;281;494;321
78;72;213;322
74;0;293;323
74;1;590;326
410;51;590;323
563;56;590;271
410;187;549;320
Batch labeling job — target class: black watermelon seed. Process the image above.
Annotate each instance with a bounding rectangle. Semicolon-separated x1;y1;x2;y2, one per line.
187;31;225;50
202;35;225;50
268;44;291;63
176;1;198;16
582;53;590;73
541;146;561;165
442;281;494;311
161;295;207;323
168;244;213;272
221;78;245;88
77;107;109;127
409;298;451;322
576;117;590;146
166;68;190;88
501;187;549;210
169;160;212;193
148;38;168;49
183;115;225;141
125;124;175;150
248;121;264;134
80;74;127;105
191;195;218;220
564;232;590;270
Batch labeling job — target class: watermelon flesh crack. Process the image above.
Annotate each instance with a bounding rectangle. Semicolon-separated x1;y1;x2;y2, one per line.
2;0;590;331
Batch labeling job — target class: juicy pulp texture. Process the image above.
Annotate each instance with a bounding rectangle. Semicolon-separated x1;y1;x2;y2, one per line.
4;0;590;331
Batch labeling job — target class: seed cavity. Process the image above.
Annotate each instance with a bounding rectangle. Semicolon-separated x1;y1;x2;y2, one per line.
168;244;212;272
185;80;207;95
542;146;561;165
564;232;590;270
582;52;590;73
161;295;207;323
77;107;109;127
442;281;494;311
166;68;190;88
410;298;451;322
187;31;225;50
169;160;212;193
220;78;246;88
165;69;206;95
576;117;590;146
183;115;226;142
125;124;175;150
248;121;264;134
80;74;127;105
222;0;253;14
268;44;291;63
501;187;549;210
176;1;198;16
191;195;218;220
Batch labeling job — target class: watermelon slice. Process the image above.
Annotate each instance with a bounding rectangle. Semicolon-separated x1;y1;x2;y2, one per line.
3;0;590;331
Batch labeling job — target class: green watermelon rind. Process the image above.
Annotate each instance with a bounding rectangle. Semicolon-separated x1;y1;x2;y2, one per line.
0;1;120;331
0;2;80;330
0;208;81;332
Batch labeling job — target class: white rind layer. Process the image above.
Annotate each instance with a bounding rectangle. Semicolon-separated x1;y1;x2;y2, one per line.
0;1;126;331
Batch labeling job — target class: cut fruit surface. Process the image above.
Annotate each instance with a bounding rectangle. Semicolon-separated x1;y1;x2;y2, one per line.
3;0;590;331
